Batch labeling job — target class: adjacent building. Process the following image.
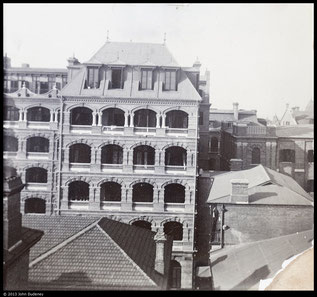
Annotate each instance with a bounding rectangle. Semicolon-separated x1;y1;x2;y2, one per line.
3;41;211;289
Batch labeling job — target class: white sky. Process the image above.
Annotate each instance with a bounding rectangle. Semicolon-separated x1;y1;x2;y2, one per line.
3;3;314;119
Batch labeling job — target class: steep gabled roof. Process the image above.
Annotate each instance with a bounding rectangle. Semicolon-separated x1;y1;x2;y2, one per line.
206;165;313;205
23;216;172;290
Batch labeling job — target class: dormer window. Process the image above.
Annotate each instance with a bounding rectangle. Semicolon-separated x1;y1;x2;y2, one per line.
110;68;123;89
85;67;100;89
164;69;177;91
140;69;153;90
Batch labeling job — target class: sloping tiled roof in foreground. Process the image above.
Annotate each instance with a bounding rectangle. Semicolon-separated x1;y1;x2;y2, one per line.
207;165;313;205
24;216;171;290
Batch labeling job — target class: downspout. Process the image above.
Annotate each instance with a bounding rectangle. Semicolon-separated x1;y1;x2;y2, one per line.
220;204;225;248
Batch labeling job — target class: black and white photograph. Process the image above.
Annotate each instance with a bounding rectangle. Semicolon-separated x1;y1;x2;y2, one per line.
3;3;314;291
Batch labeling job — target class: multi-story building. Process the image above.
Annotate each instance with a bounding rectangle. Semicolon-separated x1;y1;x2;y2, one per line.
3;41;210;289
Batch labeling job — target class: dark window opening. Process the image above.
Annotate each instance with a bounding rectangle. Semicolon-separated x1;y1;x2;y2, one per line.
141;69;153;90
307;180;314;192
4;136;18;152
280;149;295;163
199;112;204;125
132;183;153;202
25;198;46;214
40;82;49;94
209;158;216;170
210;137;218;153
26;137;49;153
251;147;261;164
307;150;314;163
22;81;30;89
110;68;123;89
164;222;183;241
102;108;125;126
69;144;91;163
26;167;47;183
166;110;188;128
165;147;187;166
56;82;61;90
164;184;185;203
134;109;156;127
101;145;123;164
164;70;177;91
4;106;19;121
71;107;93;125
10;80;19;92
85;67;100;89
169;260;181;289
27;107;50;122
132;220;152;230
100;182;121;201
133;145;155;165
68;181;89;201
4;80;9;92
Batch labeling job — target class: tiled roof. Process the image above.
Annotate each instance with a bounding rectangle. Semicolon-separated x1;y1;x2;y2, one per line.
85;42;179;67
275;125;313;138
207;165;313;206
24;216;172;290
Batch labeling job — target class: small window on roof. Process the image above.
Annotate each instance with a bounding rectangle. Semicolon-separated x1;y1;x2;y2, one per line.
140;69;153;90
110;68;123;89
85;67;100;89
164;69;177;91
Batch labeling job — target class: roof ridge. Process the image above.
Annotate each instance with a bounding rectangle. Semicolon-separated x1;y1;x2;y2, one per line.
96;223;157;287
29;218;101;268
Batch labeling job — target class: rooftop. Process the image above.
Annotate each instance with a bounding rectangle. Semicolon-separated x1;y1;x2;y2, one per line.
275;124;313;138
23;215;172;290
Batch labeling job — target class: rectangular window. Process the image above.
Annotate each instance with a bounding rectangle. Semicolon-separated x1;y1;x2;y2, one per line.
10;80;19;92
4;80;9;93
111;68;123;89
199;112;204;125
141;69;153;90
86;67;100;89
164;70;177;91
40;82;49;94
56;82;61;90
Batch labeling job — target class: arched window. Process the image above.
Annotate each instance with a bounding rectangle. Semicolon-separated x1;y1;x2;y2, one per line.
166;110;188;128
133;145;155;165
209;137;218;153
102;108;125;126
165;147;187;166
68;181;89;201
134;109;156;127
132;183;153;202
4;136;18;152
25;198;46;214
251;147;261;164
69;144;91;163
164;184;185;203
307;150;314;163
26;168;47;183
169;260;181;289
70;107;92;125
279;149;295;163
27;107;50;122
4;106;19;121
100;182;121;201
101;145;123;164
26;137;49;152
164;222;183;241
131;220;152;230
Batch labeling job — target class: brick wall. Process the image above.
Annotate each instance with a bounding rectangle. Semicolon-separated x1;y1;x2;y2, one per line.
216;204;314;245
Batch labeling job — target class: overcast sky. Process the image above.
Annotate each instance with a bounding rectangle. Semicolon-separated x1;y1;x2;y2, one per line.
3;3;313;119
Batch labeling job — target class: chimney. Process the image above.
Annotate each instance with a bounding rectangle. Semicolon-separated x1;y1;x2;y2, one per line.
21;63;30;68
67;56;80;67
193;57;201;69
233;102;239;121
230;179;249;203
4;55;11;68
230;159;243;171
154;229;167;274
3;171;24;251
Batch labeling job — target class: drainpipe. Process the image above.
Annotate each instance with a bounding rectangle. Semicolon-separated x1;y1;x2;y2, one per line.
220;204;225;248
56;97;64;215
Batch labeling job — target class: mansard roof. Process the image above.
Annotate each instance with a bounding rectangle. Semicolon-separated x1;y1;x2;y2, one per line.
85;41;179;67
